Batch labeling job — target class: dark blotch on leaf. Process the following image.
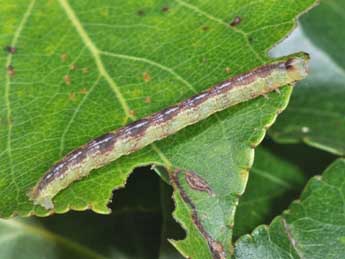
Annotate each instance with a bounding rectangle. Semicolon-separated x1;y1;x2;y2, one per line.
185;171;213;195
202;26;209;31
137;9;145;16
7;65;15;77
4;46;16;54
230;16;241;27
161;6;169;12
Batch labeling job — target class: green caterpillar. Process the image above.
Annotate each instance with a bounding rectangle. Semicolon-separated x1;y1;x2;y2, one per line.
29;53;309;209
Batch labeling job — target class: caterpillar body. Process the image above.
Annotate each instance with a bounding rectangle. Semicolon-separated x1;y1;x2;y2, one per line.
29;54;309;209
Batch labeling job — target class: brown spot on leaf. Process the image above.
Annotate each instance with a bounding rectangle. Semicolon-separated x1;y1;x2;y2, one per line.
7;65;15;77
230;16;241;27
137;9;145;16
170;170;226;259
227;223;234;229
202;26;209;31
144;96;151;103
4;46;16;54
240;169;249;184
82;67;89;74
68;92;76;101
64;75;71;85
209;240;226;259
143;72;151;82
79;88;88;95
185;171;213;195
225;67;231;74
129;110;136;116
70;64;77;71
61;53;68;62
161;6;169;12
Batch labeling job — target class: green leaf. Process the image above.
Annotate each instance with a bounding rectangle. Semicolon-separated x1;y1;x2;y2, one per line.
0;0;315;258
0;211;167;259
159;179;185;259
0;218;105;259
233;146;305;240
234;140;338;240
0;170;183;259
270;0;345;155
235;158;345;259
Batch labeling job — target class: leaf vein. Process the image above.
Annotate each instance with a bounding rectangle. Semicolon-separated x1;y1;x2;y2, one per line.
59;76;101;156
173;0;265;63
100;50;196;93
100;50;226;134
4;0;36;200
282;218;305;259
58;0;134;120
58;0;174;168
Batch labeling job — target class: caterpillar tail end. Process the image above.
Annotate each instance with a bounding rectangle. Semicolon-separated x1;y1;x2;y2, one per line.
27;188;54;210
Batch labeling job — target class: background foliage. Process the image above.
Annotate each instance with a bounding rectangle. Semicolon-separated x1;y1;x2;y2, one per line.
1;0;344;258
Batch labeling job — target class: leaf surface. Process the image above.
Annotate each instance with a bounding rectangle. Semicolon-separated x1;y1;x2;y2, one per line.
0;0;315;258
235;158;345;259
233;147;305;240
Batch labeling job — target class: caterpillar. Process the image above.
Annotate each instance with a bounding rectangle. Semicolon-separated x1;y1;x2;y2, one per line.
28;53;309;209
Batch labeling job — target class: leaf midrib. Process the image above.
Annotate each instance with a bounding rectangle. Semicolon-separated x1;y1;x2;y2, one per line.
57;0;238;169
